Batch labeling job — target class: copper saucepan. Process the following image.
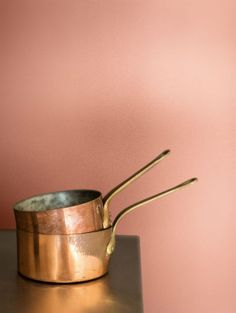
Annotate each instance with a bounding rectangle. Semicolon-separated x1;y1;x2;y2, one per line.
14;150;171;235
14;150;197;282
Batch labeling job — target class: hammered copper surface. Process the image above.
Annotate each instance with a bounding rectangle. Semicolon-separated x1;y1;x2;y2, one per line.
17;228;112;282
0;230;143;313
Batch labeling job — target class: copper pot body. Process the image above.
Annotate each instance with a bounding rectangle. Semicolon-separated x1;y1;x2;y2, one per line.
16;227;112;283
14;190;104;235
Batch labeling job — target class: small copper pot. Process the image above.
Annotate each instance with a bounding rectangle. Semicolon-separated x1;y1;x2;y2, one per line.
14;150;171;235
14;150;197;282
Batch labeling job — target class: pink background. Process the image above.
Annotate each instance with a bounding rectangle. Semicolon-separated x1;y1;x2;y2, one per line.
1;1;235;312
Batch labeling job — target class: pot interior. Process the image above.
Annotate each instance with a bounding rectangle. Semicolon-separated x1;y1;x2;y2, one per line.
14;190;101;212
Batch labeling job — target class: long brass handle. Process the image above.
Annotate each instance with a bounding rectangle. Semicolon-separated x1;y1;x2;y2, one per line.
106;177;198;255
102;149;171;228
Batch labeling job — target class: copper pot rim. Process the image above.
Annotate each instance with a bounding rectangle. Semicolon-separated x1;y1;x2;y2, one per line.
13;189;102;213
17;225;112;236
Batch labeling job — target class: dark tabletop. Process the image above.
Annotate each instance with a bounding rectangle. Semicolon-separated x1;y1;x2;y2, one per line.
0;230;143;313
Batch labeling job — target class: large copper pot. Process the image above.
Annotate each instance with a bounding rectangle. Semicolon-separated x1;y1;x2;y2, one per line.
14;150;197;282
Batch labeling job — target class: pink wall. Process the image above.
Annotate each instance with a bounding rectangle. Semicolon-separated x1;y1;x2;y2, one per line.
1;1;235;312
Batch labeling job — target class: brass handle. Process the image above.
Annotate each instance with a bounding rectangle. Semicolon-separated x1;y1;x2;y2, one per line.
102;149;171;228
106;177;198;255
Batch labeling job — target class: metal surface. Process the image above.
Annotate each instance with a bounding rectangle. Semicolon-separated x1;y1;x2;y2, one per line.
0;230;143;313
17;228;112;283
14;190;104;234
